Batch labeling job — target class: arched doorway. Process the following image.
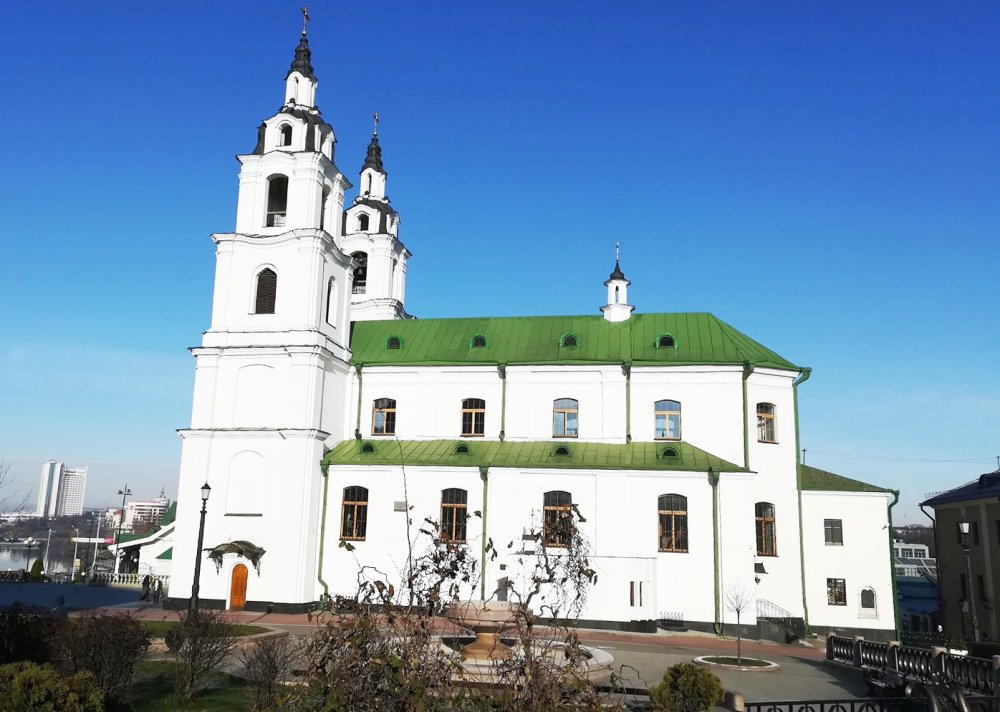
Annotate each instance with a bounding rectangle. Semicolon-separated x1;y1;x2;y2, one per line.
229;564;248;611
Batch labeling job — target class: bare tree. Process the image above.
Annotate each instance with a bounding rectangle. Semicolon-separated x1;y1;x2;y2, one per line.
167;610;238;703
724;583;754;665
0;457;30;513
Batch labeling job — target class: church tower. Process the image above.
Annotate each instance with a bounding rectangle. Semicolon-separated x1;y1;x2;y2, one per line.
168;17;354;612
600;244;634;322
341;116;411;321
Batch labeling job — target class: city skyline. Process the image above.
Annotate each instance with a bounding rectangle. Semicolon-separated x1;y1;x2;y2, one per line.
1;2;998;522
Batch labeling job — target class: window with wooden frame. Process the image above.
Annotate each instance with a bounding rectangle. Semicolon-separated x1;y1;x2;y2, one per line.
552;398;579;438
372;398;396;435
756;402;777;443
827;578;847;606
658;494;688;552
755;502;777;556
654;400;681;440
824;518;844;545
341;486;368;541
440;488;468;544
543;490;573;547
254;268;277;314
461;398;486;437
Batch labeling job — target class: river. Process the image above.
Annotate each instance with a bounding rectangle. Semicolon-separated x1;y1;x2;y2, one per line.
0;543;101;574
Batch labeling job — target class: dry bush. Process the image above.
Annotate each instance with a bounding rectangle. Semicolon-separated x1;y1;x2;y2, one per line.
240;635;301;711
167;609;238;703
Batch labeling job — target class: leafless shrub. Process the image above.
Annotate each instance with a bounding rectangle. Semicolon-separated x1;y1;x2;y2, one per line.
168;610;238;703
240;635;301;711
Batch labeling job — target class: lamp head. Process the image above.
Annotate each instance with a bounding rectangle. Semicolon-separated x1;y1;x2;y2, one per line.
201;482;212;502
959;520;970;535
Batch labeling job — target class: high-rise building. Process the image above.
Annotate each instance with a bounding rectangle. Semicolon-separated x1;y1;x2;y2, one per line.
36;461;87;517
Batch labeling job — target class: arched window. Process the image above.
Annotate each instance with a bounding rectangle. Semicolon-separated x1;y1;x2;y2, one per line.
441;488;468;543
266;175;288;227
372;398;396;435
658;494;688;552
614;286;620;304
657;334;676;349
560;333;578;348
755;502;777;556
860;587;877;610
352;252;368;294
358;213;370;231
320;186;330;231
341;486;369;540
757;403;776;443
470;334;487;348
552;398;579;438
554;445;571;456
543;490;573;547
461;398;486;437
254;268;277;314
278;124;292;146
325;277;337;325
654;400;681;440
385;336;401;350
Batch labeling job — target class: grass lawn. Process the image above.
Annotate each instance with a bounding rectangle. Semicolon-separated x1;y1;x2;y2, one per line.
140;620;270;639
130;660;248;711
702;655;772;667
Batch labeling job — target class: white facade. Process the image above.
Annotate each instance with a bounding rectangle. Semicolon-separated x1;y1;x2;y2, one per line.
36;461;87;517
166;28;897;638
124;495;171;532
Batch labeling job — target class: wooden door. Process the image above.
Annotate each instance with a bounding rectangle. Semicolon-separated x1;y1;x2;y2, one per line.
230;564;248;610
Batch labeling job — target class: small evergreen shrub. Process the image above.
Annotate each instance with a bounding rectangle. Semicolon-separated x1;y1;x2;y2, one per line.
0;662;103;712
0;604;59;665
29;558;44;581
650;662;725;712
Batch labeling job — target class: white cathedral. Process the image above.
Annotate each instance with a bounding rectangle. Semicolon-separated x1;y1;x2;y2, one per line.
167;26;899;640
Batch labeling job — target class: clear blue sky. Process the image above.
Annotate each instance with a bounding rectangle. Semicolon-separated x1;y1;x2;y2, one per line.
1;2;997;521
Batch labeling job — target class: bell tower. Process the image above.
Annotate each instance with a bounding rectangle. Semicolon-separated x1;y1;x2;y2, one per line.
342;113;411;321
168;14;355;613
601;243;634;322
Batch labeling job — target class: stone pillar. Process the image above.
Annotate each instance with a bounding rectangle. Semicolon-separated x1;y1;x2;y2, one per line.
931;646;947;677
725;690;746;712
853;636;865;668
887;640;900;670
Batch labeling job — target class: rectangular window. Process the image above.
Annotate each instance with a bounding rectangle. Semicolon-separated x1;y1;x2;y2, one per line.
341;486;369;541
755;502;777;556
824;519;844;545
654;400;681;440
372;398;396;436
440;488;468;544
552;399;579;438
827;578;847;606
756;403;776;443
658;494;689;552
543;490;573;547
972;521;981;546
461;398;486;437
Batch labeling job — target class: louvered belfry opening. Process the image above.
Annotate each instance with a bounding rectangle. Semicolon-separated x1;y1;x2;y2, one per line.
255;269;277;314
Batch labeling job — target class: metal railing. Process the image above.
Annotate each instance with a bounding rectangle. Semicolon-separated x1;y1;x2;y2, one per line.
746;699;911;712
91;572;169;588
827;635;1000;698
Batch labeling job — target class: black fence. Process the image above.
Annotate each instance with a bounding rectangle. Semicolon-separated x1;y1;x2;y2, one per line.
747;700;911;712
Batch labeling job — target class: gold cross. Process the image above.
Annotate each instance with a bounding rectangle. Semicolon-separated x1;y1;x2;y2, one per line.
301;5;310;33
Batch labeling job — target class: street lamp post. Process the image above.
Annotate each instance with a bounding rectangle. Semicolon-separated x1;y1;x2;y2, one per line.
189;482;212;612
43;528;52;575
115;485;132;574
90;513;102;581
25;537;36;576
71;527;79;579
958;520;981;643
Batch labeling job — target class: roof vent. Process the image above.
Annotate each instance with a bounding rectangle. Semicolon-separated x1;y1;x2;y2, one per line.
560;334;578;349
385;336;402;350
455;444;470;455
662;447;679;458
554;445;571;456
470;334;487;349
360;443;375;454
656;334;676;349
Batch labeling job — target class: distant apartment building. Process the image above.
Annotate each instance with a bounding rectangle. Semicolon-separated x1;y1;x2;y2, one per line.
36;461;87;517
105;491;171;533
893;540;936;578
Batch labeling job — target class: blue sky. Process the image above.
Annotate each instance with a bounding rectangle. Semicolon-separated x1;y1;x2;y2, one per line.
0;2;997;521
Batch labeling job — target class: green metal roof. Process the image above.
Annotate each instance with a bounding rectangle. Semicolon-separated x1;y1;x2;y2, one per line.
114;532;146;545
323;439;745;473
799;464;892;494
349;313;798;370
156;547;173;561
160;502;177;526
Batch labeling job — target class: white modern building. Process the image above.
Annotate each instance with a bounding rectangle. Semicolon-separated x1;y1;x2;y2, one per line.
166;25;899;640
36;461;87;517
123;492;171;533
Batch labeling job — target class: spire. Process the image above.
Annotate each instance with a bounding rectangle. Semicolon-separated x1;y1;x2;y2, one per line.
362;112;386;174
608;242;625;280
286;6;316;80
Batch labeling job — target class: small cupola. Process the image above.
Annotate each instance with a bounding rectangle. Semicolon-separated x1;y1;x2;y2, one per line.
600;243;634;322
284;9;318;108
359;113;388;199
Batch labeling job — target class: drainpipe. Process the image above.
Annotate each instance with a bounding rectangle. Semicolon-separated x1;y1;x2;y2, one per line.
479;465;489;600
497;365;506;441
888;489;902;639
709;468;721;634
622;362;632;443
742;363;754;469
793;367;813;632
354;364;364;439
317;462;331;599
920;505;942;612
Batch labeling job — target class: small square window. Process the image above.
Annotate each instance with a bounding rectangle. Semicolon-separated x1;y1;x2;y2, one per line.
827;578;847;606
824;519;843;545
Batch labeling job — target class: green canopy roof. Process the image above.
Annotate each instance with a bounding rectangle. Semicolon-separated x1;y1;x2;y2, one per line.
323;439;745;473
349;313;798;370
156;547;173;560
799;464;892;494
160;502;177;526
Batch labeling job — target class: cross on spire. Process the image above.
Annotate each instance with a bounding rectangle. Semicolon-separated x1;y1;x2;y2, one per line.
301;5;310;34
615;241;620;263
373;111;379;136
